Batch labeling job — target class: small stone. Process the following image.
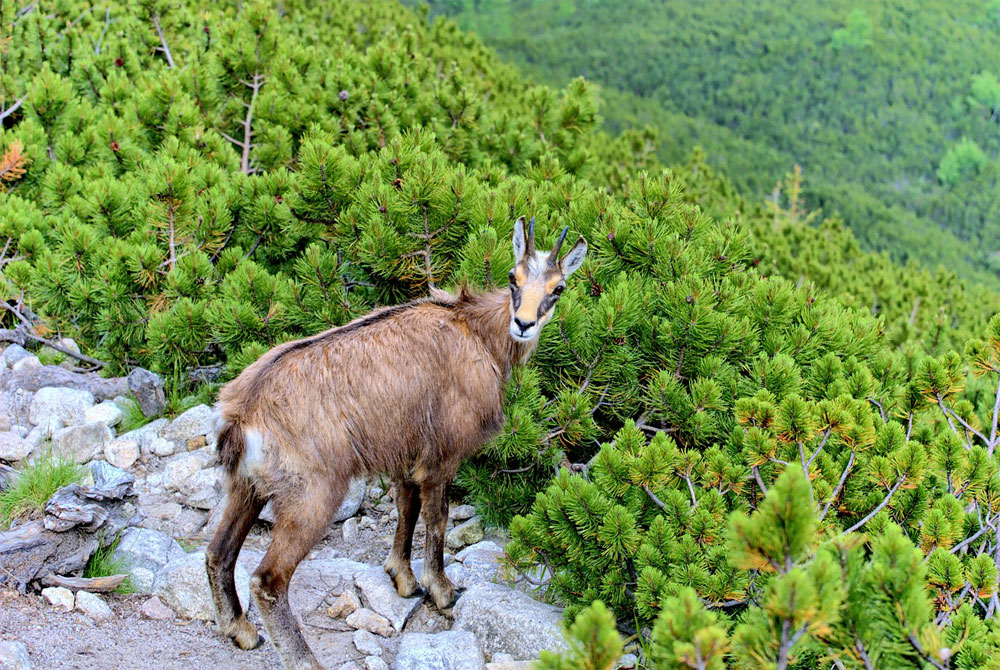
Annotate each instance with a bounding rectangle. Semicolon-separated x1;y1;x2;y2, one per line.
150;436;175;457
449;504;476;521
616;653;638;669
0;344;32;367
353;629;383;656
446;516;484;550
112;527;187;593
56;338;81;356
0;415;10;432
160;404;214;446
141;596;174;620
104;437;139;469
41;586;74;611
161;452;205;490
177;467;220;509
85;401;123;428
75;591;114;621
327;588;362;619
485;663;533;670
395;631;485;670
342;517;359;542
336;477;368;522
345;608;393;637
127;368;166;417
11;354;40;371
29;387;95;427
0;640;31;670
51;421;113;464
365;657;388;670
491;654;515;663
368;486;384;500
0;432;33;462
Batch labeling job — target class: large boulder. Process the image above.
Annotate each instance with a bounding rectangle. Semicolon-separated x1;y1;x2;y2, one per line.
111;527;186;594
394;631;485;670
153;550;250;620
29;387;95;427
127;368;166;417
452;583;566;661
51;421;112;464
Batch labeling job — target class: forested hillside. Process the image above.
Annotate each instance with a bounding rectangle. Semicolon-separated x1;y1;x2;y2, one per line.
4;1;1000;667
417;0;1000;282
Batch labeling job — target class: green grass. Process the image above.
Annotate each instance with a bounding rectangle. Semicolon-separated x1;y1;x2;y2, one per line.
84;533;135;594
0;452;84;529
116;397;155;433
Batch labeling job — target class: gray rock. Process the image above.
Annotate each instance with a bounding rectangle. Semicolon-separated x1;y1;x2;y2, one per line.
112;527;186;575
149;436;174;458
127;368;166;417
444;564;479;590
0;641;31;670
327;587;363;619
366;658;389;670
394;631;485;670
455;541;504;583
68;590;109;622
452;582;566;660
449;505;476;521
130;567;156;594
446;517;484;550
41;586;74;611
140;596;174;620
338;477;368;522
346;608;393;637
11;355;39;372
118;418;169;459
617;653;639;669
490;654;516;663
160;404;214;447
153;550;250;620
84;401;123;428
177;467;221;509
354;565;423;633
161;452;207;491
0;390;33;428
51;421;113;464
0;432;32;462
29;387;95;427
354;630;384;656
342;517;359;542
75;591;114;621
0;344;32;368
485;662;533;670
104;437;139;469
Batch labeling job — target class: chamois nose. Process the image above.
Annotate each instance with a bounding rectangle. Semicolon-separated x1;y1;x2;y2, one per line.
514;317;535;333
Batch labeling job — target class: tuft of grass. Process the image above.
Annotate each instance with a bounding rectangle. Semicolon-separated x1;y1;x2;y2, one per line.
117;396;155;433
0;452;84;529
84;533;135;594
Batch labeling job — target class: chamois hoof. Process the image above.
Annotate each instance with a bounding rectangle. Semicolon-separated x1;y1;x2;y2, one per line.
228;617;263;650
426;580;456;611
385;558;420;598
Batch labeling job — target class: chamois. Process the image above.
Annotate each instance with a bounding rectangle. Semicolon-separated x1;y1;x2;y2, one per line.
205;217;587;670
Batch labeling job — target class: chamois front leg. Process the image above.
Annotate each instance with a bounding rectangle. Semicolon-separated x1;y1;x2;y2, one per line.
384;478;421;597
418;478;455;610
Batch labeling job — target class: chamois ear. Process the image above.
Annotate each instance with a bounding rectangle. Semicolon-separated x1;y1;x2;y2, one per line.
512;216;527;261
560;237;588;276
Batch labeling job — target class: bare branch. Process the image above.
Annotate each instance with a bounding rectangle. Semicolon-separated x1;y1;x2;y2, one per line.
0;94;27;123
819;451;855;521
151;14;175;68
840;474;905;536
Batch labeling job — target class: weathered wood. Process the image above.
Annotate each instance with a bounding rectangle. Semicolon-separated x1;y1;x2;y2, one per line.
0;462;138;592
41;573;126;592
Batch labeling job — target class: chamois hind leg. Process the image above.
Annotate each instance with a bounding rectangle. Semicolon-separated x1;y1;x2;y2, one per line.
206;477;266;650
418;476;456;610
384;477;421;597
252;478;344;670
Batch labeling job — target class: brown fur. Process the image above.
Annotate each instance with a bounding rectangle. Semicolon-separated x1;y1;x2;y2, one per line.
206;216;585;670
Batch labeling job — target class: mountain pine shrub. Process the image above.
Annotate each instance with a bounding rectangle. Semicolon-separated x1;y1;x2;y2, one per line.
2;2;1000;665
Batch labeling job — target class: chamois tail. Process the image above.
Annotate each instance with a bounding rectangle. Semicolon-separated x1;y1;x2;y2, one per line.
216;420;246;476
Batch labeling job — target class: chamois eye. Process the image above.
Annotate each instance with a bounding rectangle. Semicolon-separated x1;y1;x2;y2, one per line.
553;285;565;297
508;271;517;287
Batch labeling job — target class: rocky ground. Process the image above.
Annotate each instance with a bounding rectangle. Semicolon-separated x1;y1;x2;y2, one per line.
0;344;613;670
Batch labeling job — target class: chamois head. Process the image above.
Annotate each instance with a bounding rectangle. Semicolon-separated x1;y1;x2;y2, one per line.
508;216;587;343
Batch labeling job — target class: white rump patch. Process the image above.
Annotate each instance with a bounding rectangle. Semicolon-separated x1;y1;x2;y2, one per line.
241;428;266;476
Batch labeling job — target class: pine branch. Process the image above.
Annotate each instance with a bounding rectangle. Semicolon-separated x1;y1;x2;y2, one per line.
221;74;263;174
819;451;855;521
0;139;28;186
907;633;948;670
0;94;26;123
151;14;175;68
840;474;905;535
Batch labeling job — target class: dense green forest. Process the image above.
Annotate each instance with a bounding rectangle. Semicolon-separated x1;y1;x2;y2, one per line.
4;0;1000;667
415;0;1000;283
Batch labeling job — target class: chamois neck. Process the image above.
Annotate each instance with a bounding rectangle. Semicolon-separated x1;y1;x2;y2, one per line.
453;288;536;378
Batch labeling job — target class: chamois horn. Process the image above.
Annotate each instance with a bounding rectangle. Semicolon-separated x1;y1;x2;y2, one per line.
549;226;569;265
